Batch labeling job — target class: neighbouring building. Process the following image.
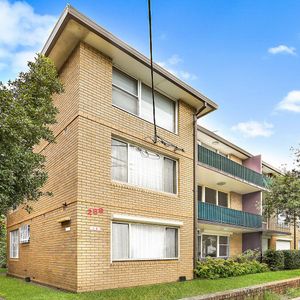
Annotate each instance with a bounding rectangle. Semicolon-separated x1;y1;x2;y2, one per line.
6;5;295;293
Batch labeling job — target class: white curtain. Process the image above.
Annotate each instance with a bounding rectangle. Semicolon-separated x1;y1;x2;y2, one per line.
166;228;177;258
164;158;176;193
112;223;129;260
111;139;128;182
141;84;175;132
10;230;19;258
130;224;165;259
129;145;163;191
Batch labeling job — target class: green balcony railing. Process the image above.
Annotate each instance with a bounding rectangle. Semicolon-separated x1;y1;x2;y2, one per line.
198;145;266;188
198;202;262;228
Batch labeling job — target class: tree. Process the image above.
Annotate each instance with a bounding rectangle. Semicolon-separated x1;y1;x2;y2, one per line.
0;54;63;217
264;169;300;249
0;217;6;267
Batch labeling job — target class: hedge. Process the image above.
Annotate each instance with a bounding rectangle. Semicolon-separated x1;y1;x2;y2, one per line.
262;250;284;271
195;257;269;279
281;250;300;269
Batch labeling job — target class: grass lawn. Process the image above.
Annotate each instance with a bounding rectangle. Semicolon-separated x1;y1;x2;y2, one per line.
1;269;300;300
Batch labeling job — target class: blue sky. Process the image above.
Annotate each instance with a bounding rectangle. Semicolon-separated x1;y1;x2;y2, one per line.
1;0;300;169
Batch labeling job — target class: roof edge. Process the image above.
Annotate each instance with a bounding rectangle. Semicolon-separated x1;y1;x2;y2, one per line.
42;5;218;111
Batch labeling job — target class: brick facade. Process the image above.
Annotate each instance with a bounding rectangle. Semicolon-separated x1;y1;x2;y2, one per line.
7;43;196;292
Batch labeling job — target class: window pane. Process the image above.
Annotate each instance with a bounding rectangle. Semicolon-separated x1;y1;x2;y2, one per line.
112;223;129;260
156;92;175;132
112;87;138;115
166;228;178;258
219;245;229;257
130;224;165;259
10;230;19;259
202;235;217;257
198;186;202;202
141;84;175;132
219;236;228;244
218;192;228;207
205;187;216;205
112;68;137;95
163;158;176;194
111;139;128;182
129;145;163;191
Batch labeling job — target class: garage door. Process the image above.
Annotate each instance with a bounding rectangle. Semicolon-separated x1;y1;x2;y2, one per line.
276;240;291;250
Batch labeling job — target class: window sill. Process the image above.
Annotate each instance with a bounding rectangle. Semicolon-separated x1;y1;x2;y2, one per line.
111;258;179;264
111;180;178;198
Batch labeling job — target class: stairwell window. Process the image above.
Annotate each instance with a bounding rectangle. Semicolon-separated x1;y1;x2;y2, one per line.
112;222;178;261
112;67;177;133
111;138;177;194
10;230;19;259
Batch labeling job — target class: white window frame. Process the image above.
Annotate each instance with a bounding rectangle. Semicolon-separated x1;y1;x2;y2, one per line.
199;233;230;259
199;185;229;208
112;138;178;195
10;229;19;259
112;67;178;134
111;221;180;262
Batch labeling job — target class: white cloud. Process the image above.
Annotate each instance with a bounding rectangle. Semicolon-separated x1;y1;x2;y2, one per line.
0;0;56;80
231;121;274;138
268;45;296;55
277;90;300;112
157;54;198;81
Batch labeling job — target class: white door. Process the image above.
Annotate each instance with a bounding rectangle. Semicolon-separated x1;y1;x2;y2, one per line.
276;240;291;250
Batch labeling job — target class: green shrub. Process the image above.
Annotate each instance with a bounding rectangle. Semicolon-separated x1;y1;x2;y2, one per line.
232;249;261;263
281;250;300;269
194;257;269;279
262;250;284;271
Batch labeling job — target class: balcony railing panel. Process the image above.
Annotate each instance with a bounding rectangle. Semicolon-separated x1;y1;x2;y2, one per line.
198;202;262;228
198;145;266;188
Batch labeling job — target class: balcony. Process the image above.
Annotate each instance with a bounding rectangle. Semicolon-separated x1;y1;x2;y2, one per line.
198;202;262;229
263;219;291;234
198;145;267;188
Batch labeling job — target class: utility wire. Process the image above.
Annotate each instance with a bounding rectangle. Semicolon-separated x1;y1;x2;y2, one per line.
147;0;158;143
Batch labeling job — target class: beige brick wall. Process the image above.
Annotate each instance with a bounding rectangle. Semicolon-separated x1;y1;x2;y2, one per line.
76;43;195;292
230;192;242;211
7;42;196;292
230;233;242;256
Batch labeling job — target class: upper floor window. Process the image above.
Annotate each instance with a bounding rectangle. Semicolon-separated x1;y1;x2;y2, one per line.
112;68;176;133
10;230;19;259
111;138;177;194
198;186;228;207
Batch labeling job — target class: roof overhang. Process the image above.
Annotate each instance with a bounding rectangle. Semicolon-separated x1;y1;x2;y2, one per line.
42;5;218;117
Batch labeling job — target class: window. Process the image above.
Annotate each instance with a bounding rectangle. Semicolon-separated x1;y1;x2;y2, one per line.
112;68;138;115
20;225;30;244
199;186;228;208
111;138;177;194
10;230;19;259
218;191;228;207
112;222;178;260
205;187;217;205
112;68;176;133
201;234;229;258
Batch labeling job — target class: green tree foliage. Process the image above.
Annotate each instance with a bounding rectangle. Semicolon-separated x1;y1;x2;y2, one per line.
264;169;300;248
0;54;63;217
0;217;6;267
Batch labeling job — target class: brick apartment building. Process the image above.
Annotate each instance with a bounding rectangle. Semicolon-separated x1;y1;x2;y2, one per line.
6;5;296;292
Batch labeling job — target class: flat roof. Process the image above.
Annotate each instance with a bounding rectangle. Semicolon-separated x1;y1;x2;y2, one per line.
42;5;218;116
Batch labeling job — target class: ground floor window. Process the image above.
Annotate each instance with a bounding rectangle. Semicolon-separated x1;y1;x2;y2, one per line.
112;222;178;261
198;234;229;258
10;230;19;259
